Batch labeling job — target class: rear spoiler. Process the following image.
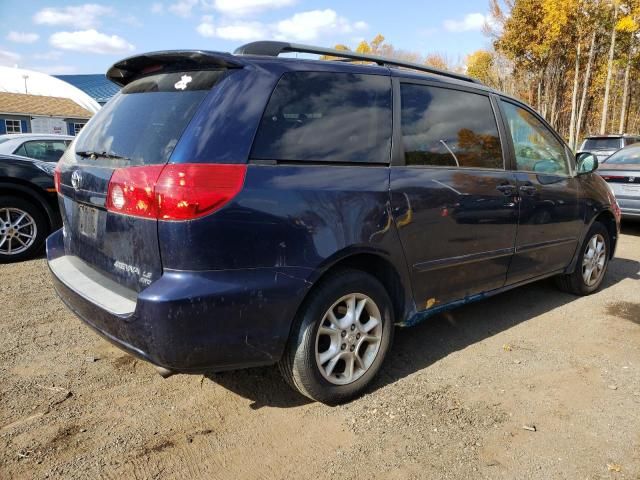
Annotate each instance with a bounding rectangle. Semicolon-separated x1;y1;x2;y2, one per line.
106;50;245;86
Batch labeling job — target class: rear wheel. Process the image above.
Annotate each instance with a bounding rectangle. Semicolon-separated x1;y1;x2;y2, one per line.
279;269;394;404
556;222;610;295
0;196;48;263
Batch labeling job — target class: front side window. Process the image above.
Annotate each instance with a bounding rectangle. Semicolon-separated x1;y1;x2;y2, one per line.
5;119;21;133
251;72;392;163
500;101;569;175
400;84;503;169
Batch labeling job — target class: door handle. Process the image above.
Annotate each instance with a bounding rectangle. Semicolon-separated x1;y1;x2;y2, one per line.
496;184;516;195
519;185;537;195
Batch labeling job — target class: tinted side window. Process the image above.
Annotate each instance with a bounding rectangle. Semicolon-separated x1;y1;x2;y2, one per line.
500;101;568;175
251;72;392;163
22;140;68;162
400;84;503;169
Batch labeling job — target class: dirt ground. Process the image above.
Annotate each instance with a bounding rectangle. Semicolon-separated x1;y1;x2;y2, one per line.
1;223;639;480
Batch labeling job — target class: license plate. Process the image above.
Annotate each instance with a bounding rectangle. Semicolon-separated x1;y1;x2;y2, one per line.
621;184;639;194
77;204;99;239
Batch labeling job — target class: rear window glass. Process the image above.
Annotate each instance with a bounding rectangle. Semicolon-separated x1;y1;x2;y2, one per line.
75;70;226;166
582;138;621;150
605;146;640;164
251;72;391;163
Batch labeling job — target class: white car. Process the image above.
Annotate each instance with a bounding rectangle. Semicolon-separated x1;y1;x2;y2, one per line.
0;134;73;162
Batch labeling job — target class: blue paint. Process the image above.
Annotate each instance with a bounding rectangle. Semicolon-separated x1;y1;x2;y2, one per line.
47;48;621;374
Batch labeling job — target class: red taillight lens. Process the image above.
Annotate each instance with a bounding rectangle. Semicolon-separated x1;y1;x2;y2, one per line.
106;166;164;218
155;164;247;220
54;163;61;193
105;164;247;220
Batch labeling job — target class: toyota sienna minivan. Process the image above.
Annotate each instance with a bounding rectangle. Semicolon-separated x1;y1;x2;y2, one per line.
48;41;621;404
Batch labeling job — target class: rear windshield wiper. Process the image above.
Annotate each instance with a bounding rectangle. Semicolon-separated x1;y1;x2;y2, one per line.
76;150;132;162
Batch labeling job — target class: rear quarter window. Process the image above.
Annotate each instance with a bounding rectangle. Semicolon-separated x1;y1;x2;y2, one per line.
251;72;392;164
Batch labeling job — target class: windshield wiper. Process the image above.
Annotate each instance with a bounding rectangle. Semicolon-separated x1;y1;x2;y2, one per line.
76;150;131;162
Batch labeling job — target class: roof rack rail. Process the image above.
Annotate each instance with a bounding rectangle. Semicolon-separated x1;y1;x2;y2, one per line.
234;41;482;85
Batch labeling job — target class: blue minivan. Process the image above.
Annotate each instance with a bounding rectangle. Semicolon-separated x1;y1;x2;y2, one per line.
48;42;621;403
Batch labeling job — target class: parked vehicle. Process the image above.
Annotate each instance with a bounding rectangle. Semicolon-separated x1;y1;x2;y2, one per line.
578;134;640;162
47;42;621;404
598;143;640;220
0;153;59;262
0;134;73;162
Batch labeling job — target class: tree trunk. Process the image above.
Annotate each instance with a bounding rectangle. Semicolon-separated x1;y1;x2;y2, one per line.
537;79;542;112
619;40;633;133
569;42;581;149
600;3;618;134
577;30;597;146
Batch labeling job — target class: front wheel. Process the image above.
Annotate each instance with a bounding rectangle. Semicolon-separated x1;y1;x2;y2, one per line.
279;269;394;404
556;222;610;295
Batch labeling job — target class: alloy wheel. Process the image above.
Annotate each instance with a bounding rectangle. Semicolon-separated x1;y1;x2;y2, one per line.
582;233;606;287
0;208;38;256
315;293;383;385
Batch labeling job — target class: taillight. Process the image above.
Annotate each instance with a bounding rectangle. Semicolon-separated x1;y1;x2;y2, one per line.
106;165;164;218
602;175;624;181
54;163;61;193
106;164;246;220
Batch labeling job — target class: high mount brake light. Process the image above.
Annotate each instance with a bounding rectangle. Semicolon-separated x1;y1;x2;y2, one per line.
106;164;247;220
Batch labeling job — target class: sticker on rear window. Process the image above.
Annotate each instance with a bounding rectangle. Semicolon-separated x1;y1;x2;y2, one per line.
174;74;192;90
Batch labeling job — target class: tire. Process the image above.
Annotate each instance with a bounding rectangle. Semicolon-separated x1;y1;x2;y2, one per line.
279;269;394;404
555;222;610;296
0;195;49;263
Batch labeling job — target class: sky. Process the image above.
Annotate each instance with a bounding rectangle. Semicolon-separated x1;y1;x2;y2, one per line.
0;0;496;75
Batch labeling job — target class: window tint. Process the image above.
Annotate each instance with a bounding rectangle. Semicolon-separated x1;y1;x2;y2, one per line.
13;144;27;156
75;70;227;166
500;101;569;175
251;72;391;163
400;84;502;169
582;137;621;150
604;146;640;164
20;140;68;162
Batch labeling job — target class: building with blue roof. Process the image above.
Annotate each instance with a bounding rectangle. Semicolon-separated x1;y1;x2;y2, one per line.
55;74;120;105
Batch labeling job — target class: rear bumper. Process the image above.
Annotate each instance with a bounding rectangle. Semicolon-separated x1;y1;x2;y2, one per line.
46;229;311;372
617;199;640;220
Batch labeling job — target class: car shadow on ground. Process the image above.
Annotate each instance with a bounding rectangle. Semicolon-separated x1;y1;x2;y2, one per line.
206;255;640;409
621;220;640;236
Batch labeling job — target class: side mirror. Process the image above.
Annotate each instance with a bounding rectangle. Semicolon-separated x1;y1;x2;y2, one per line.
576;152;599;175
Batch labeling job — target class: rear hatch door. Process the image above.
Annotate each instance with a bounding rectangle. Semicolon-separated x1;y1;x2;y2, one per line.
57;67;232;292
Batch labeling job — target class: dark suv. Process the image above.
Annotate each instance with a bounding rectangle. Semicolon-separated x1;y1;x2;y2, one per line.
48;42;620;404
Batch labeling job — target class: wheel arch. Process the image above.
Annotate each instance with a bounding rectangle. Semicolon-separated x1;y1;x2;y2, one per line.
0;180;59;232
592;210;618;259
565;208;619;274
294;250;410;331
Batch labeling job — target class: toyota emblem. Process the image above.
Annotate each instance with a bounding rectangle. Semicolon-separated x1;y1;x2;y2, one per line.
71;170;82;191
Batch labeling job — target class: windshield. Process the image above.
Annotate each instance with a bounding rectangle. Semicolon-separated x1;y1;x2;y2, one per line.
604;146;640;164
75;70;226;166
582;138;621;150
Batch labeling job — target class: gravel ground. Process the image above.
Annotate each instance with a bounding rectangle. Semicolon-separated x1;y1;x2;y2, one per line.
1;223;640;479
